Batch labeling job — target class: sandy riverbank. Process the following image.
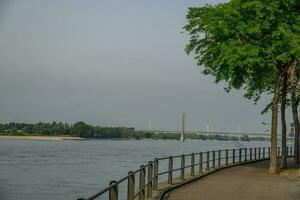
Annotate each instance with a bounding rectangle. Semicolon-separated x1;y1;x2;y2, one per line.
0;135;84;141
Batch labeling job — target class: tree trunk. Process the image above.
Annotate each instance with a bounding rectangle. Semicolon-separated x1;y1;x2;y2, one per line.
296;99;300;163
290;60;299;164
269;73;281;175
280;73;287;169
291;99;300;164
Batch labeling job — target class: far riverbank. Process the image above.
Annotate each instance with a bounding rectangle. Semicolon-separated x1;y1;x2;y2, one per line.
0;135;84;141
0;122;269;141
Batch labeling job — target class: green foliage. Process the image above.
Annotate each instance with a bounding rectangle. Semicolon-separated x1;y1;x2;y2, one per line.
184;0;300;101
240;135;250;141
0;122;137;139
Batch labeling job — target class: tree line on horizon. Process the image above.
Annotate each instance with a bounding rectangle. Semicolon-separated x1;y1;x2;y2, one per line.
184;0;300;174
0;121;264;141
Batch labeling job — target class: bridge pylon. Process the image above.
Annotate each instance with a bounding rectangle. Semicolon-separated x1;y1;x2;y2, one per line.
180;113;186;142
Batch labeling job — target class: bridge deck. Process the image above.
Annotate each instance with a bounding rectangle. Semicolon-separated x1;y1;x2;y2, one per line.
162;160;300;200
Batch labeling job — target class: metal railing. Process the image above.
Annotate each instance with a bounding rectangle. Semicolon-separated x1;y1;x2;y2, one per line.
78;146;294;200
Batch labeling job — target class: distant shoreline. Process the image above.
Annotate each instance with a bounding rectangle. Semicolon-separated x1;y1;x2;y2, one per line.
0;135;85;141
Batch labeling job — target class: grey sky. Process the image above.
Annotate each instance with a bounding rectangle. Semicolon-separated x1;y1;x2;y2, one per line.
0;0;280;132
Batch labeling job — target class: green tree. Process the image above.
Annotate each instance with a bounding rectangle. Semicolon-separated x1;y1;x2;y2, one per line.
72;121;93;137
241;135;250;142
184;0;300;174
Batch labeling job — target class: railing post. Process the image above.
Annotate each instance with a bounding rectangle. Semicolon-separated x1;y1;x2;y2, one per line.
180;154;185;180
206;151;210;170
233;149;235;164
212;151;215;168
258;148;261;159
225;149;228;165
191;153;195;176
218;150;221;167
168;156;173;185
254;148;257;160
290;146;293;156
127;171;135;200
239;148;242;163
147;162;153;199
244;148;247;162
250;148;252;160
268;147;271;158
263;147;266;158
109;181;118;200
139;165;145;200
153;158;158;190
199;152;203;173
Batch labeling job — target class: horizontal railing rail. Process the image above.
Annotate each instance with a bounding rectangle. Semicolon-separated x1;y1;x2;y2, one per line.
78;146;294;200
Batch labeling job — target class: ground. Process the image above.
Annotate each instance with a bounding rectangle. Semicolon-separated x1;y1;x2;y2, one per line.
163;160;300;200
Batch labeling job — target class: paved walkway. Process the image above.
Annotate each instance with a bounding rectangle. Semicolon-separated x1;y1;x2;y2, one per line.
163;160;300;200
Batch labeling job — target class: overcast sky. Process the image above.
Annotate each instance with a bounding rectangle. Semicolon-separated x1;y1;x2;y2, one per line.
0;0;282;132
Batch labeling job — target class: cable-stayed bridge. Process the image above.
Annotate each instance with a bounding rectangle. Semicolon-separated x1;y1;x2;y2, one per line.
137;129;271;138
142;114;295;140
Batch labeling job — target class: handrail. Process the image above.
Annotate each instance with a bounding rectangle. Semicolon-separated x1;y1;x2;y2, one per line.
77;146;293;200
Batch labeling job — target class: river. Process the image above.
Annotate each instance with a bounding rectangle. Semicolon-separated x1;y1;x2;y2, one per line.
0;139;269;200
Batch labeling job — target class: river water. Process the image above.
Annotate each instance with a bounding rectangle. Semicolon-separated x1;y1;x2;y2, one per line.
0;139;269;200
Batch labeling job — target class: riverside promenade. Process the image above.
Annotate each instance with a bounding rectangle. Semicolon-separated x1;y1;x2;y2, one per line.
163;160;300;200
78;147;299;200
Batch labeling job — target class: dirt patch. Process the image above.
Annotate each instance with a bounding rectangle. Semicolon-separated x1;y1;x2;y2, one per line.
279;169;300;181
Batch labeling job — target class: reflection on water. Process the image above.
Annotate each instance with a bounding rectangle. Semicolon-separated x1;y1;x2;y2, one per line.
0;139;268;200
